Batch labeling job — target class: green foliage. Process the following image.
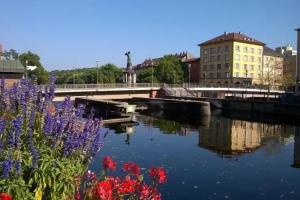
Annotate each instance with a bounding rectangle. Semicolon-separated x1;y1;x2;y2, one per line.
19;51;49;84
137;55;185;84
54;63;122;84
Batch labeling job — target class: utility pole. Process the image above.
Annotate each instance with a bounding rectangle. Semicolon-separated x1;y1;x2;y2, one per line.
96;61;100;85
188;64;191;88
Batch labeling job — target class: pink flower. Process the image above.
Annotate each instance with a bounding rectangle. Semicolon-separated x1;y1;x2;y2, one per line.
102;156;116;171
149;167;167;184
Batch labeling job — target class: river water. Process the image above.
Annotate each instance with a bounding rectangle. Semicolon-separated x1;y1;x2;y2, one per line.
89;111;300;200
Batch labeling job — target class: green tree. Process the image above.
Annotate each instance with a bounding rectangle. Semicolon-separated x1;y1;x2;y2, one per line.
19;51;49;84
155;55;184;84
137;67;158;83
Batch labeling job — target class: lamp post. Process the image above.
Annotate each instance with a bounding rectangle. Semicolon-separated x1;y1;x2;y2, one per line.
73;66;75;86
151;60;154;88
245;69;248;98
96;61;100;85
188;64;191;88
203;72;207;87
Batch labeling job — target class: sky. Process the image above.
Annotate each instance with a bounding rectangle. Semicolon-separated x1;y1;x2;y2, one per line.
1;0;300;71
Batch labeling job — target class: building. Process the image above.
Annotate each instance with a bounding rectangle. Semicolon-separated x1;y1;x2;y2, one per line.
262;46;283;86
275;44;297;86
132;51;193;71
182;57;201;83
198;32;265;86
0;44;24;87
276;44;297;56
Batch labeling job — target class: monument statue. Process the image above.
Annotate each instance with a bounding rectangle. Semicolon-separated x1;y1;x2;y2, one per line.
125;51;132;70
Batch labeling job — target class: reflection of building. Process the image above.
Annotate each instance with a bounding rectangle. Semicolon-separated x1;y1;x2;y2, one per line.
199;117;290;155
296;28;300;85
199;32;265;86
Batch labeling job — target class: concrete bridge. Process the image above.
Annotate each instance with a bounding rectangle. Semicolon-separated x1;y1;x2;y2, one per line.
52;83;285;101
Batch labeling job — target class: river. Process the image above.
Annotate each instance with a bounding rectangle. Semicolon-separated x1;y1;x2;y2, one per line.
89;111;300;200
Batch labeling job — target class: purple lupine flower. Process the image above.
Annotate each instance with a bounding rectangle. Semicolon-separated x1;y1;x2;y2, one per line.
90;128;105;156
48;73;56;101
0;77;5;110
15;160;22;175
1;159;13;178
7;127;15;148
43;111;53;135
0;117;5;134
30;143;39;168
13;116;23;148
29;108;35;129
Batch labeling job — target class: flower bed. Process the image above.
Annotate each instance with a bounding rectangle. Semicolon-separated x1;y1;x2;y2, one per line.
0;76;167;200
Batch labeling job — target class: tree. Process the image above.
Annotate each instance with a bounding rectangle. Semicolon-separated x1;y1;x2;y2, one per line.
155;55;184;84
137;67;158;83
19;51;49;84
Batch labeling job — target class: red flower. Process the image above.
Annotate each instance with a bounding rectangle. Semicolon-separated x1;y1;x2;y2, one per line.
139;184;161;200
122;162;141;176
102;156;116;171
93;179;114;200
149;167;167;184
0;193;12;200
74;191;80;200
118;176;138;194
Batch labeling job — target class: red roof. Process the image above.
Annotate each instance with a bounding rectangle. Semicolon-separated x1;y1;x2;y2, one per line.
198;32;265;46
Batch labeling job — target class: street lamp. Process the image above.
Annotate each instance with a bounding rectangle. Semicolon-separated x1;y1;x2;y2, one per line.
96;61;100;85
188;64;191;88
203;72;207;87
73;66;76;86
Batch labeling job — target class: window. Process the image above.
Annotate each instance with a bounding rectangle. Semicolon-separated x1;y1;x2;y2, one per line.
225;45;229;52
217;55;222;62
210;56;215;62
210;64;214;70
217;64;222;69
217;72;221;78
225;54;230;61
236;72;239;77
225;72;230;78
258;57;262;62
209;72;214;78
210;48;215;54
235;54;240;61
244;47;248;53
204;56;209;63
217;46;222;53
251;56;254;62
251;48;255;54
258;65;261;70
258;49;262;54
251;65;254;70
244;64;248;70
236;63;240;69
204;49;208;55
250;73;254;78
203;65;207;70
243;55;248;62
235;45;240;52
225;63;230;68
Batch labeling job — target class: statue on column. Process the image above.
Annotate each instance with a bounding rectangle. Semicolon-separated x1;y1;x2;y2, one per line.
125;51;132;70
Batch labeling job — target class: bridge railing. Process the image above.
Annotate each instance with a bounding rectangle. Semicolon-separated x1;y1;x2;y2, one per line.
52;82;284;91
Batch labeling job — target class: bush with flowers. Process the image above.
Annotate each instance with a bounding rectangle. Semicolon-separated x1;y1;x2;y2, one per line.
0;76;105;199
80;156;167;200
0;76;167;200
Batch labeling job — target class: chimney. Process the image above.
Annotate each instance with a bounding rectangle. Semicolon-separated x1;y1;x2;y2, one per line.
238;31;241;34
224;31;227;35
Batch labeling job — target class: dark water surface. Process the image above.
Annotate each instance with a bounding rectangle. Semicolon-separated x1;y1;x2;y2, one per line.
89;111;300;200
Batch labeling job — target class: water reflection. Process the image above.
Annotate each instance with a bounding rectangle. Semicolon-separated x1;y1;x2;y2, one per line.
293;127;300;168
198;116;295;157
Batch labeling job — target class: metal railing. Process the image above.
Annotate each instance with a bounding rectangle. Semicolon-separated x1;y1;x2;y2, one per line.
51;82;284;92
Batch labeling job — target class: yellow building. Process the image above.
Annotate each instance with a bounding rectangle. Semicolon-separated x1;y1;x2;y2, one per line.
199;32;265;86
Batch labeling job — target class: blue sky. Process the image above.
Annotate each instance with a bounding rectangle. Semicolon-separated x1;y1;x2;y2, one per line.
1;0;300;70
